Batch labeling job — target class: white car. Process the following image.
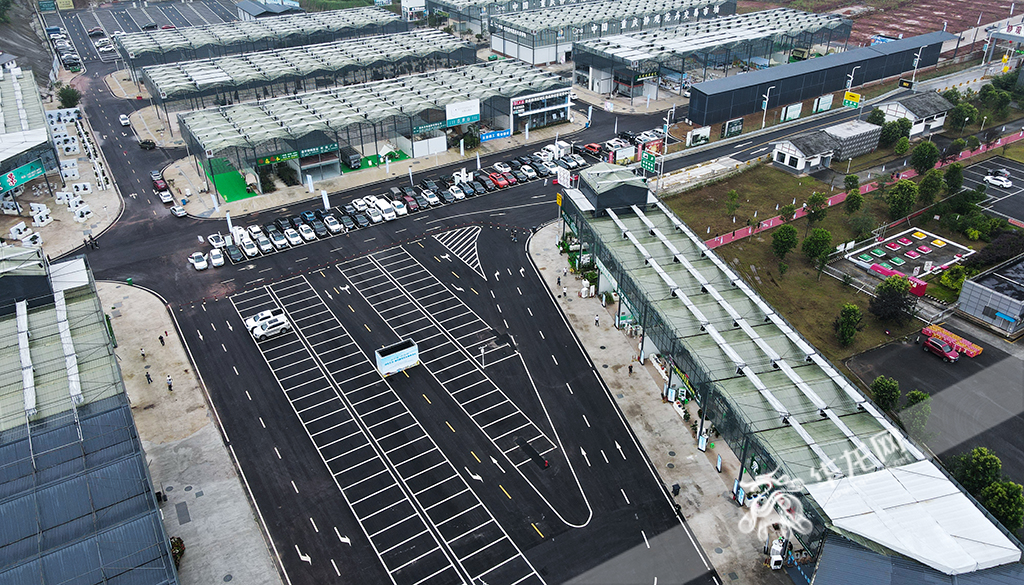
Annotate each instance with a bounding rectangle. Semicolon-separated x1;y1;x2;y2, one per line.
493;162;512;173
393;200;408;216
324;215;344;233
570;154;587;167
209;248;224;267
241;239;259;257
119;114;130;126
245;308;284;330
983;175;1012;189
541;161;559;174
298;224;316;241
252;316;292;340
423;190;440;206
352;198;368;212
98;46;115;54
188;252;208;270
170;206;186;217
157;190;173;203
534;150;553;162
256;235;273;253
521;165;537;179
269;230;289;248
448;185;465;200
636;131;660;143
367;207;383;223
284;228;302;246
247;225;263;239
208;233;225;248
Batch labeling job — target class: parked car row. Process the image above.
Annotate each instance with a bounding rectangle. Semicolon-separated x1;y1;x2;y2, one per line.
48;28;81;69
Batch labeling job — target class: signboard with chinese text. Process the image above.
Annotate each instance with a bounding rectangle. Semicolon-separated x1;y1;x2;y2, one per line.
1;160;44;193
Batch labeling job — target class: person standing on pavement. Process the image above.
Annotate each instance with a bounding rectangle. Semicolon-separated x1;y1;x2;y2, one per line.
166;375;173;392
140;347;145;360
145;372;152;384
595;314;600;326
159;335;165;346
562;286;567;298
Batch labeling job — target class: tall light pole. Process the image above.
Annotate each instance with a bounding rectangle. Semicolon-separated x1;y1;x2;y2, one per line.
761;85;776;129
961;117;971;136
981;115;988;132
910;48;922;91
846;65;861;89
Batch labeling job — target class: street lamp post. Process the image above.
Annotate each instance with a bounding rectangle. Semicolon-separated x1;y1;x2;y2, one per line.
981;116;988;132
846;65;861;90
910;49;923;91
761;85;776;129
962;117;971;136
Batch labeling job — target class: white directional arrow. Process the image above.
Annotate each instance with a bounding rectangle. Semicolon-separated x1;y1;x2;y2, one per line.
581;448;591;467
494;270;500;281
490;456;505;473
325;290;333;300
465;466;484;482
335;527;351;545
615;441;626;460
519;267;525;277
197;330;203;341
340;285;350;294
295;545;311;564
440;253;451;261
226;321;232;331
453;285;465;292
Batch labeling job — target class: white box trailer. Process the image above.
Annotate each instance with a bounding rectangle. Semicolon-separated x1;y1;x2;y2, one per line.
375;339;419;377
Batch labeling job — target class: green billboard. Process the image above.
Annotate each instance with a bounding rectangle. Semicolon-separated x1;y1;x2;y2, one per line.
1;160;44;193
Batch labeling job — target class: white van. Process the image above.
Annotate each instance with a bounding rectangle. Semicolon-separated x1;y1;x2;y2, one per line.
375;198;396;221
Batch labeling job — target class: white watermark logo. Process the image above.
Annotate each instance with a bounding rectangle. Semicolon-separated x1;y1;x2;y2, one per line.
737;469;813;541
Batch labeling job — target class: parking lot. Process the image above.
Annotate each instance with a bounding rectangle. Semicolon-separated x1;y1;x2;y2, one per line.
842;227;974;279
964;155;1024;225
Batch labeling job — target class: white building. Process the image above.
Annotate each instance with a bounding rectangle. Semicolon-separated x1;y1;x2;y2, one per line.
874;92;953;137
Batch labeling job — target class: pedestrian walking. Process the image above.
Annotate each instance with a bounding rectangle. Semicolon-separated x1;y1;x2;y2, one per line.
83;237;88;249
145;372;152;384
166;375;173;392
140;347;145;360
164;330;169;338
595;314;600;326
562;286;567;298
158;335;165;346
628;364;633;375
563;267;568;277
557;276;561;287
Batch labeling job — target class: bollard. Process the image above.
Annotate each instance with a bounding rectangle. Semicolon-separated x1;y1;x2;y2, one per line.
126;277;133;286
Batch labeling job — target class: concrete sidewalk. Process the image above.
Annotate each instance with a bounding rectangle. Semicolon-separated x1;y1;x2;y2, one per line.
528;223;792;585
97;281;283;585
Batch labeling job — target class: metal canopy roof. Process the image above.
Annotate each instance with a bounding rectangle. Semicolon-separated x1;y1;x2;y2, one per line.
0;67;49;163
806;461;1021;574
576;8;849;66
490;0;728;34
180;60;567;154
142;29;473;99
585;200;924;485
116;5;399;57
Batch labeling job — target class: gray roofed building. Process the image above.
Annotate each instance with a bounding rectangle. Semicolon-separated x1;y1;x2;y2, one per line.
236;0;303;20
771;130;837;173
875;91;954;136
789;130;838;158
0;248;177;585
957;252;1024;338
880;92;954;120
578;162;649;210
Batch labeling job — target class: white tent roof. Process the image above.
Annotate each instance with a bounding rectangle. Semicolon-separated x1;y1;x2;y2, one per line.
805;460;1021;575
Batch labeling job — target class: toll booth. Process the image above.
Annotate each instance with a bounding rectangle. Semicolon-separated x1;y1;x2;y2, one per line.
375;339;419;377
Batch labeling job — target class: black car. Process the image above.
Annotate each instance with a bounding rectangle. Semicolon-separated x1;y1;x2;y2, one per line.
420;179;439;192
517;155;533;166
310;219;328;238
274;218;291;232
263;222;279;235
512;169;528;183
139;139;156;150
401;186;417;199
469;181;487;196
618;130;638;144
480;177;496;191
554;158;570;170
354;213;370;228
339;215;356;230
533;164;551;177
342;203;356;216
225;244;244;263
508;159;522;171
289;216;304;230
439;190;455;204
314;208;331;221
414;194;429;209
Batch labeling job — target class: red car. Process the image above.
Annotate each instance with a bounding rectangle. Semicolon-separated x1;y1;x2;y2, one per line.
923;336;959;363
583;143;601;155
501;171;517;185
153;179;167;191
488;172;508;188
402;195;419;212
161;25;176;29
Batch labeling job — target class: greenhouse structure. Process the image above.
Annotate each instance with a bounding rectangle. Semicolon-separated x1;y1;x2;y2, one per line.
573;8;851;98
488;0;736;65
177;60;570;199
141;29;477;114
115;6;406;72
426;0;596;37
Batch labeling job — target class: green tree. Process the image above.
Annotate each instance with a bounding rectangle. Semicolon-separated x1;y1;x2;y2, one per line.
771;224;798;261
886;179;918;220
941;87;962;106
804;191;829;235
947;102;978;131
778;262;788;276
978;83;996;105
725;189;740;215
917;168;944;205
893;136;910;155
866;108;886;126
801;228;832;262
844;190;864;215
950;447;1003;496
895;117;912;138
844;174;860;194
57;86;82;108
833;302;863;346
966;135;981;152
870;376;901;412
980;481;1024;532
869;274;917;325
778;204;797;222
993;90;1012;118
849;213;876;238
879;121;902;147
944;163;964;194
940;264;972;291
901;390;932;438
909;141;940;175
0;0;13;23
946;138;965;162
